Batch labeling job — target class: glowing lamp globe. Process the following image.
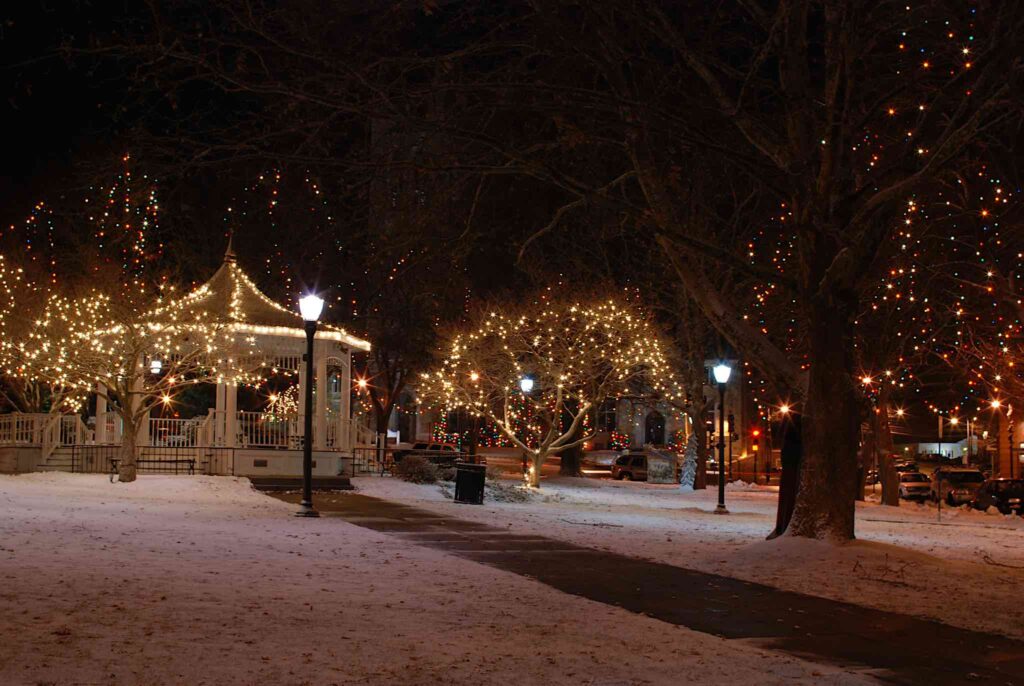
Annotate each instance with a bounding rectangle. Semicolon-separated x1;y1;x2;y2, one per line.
299;294;325;322
712;363;732;385
519;376;535;393
149;359;163;375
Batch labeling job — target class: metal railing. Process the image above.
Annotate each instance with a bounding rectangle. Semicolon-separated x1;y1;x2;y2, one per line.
71;444;236;476
349;446;478;477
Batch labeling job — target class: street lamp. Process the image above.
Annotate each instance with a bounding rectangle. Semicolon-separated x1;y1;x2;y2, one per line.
519;376;534;393
712;363;732;514
296;293;324;518
149;358;163;375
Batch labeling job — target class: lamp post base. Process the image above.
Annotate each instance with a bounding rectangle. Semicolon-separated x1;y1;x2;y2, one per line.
295;502;320;518
713;504;730;515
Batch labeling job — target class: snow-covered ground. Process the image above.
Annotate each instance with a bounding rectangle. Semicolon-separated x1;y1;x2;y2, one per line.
356;475;1024;641
0;473;872;685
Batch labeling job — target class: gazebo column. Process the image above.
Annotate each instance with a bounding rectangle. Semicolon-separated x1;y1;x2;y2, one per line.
341;351;352;449
95;384;107;444
214;381;226;446
297;356;309;444
225;382;238;447
314;343;328;449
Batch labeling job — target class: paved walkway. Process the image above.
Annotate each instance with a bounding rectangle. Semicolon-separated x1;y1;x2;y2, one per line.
274;491;1024;685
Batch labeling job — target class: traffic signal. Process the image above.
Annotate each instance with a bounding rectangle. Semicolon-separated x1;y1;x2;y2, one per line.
752;428;761;452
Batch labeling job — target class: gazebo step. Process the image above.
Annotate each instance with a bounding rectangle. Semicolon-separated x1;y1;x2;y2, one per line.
248;476;353;492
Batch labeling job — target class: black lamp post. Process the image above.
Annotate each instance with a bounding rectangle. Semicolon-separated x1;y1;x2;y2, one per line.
296;293;324;518
712;363;732;514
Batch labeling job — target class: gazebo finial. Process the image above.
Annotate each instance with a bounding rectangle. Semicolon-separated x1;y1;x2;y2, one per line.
224;230;237;264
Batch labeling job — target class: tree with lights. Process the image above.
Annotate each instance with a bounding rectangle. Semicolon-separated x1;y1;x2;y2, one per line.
14;276;254;482
422;296;677;488
0;256;84;415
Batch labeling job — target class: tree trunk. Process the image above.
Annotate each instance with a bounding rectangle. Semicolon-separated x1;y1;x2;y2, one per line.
373;403;392;467
769;413;801;539
786;302;861;541
691;412;708;490
117;426;138;483
527;451;544;487
856;424;871;502
872;390;900;506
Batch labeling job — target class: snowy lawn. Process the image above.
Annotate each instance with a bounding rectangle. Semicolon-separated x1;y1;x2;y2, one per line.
0;473;871;685
355;475;1024;641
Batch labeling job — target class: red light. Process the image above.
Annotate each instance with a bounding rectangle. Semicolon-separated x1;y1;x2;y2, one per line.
752;429;761;437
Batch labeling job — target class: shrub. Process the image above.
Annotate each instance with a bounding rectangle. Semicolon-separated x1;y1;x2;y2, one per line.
647;461;674;483
487;481;533;503
437;466;456;482
394;455;438;484
484;465;504;482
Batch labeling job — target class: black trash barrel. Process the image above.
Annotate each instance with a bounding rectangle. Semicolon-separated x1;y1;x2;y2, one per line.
454;462;486;504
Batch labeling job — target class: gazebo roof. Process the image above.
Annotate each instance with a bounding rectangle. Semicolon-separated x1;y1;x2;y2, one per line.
171;242;370;350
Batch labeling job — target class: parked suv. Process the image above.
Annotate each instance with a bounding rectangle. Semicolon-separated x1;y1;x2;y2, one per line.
971;479;1024;515
931;467;985;505
897;472;931;501
611;452;647;481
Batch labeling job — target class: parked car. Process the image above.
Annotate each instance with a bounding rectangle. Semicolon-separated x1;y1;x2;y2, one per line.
930;467;986;505
971;479;1024;515
865;468;879;486
894;461;918;473
392;441;461;465
897;472;931;501
611;451;647;481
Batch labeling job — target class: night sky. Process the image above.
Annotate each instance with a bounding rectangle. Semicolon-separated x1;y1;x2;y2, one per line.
0;4;109;213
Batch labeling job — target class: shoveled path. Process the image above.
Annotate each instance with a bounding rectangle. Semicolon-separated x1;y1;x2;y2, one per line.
273;491;1024;685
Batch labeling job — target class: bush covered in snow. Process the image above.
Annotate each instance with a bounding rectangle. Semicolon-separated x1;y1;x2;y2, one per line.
395;455;439;484
647;461;674;483
488;481;533;503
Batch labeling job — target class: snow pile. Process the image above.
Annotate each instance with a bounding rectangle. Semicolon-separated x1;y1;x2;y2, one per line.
725;479;764;491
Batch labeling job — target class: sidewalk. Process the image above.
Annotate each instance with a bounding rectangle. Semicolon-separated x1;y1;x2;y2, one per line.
276;491;1024;685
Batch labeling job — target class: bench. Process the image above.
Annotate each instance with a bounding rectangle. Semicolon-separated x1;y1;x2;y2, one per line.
110;457;196;482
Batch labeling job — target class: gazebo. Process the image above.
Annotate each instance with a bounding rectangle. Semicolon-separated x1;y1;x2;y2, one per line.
90;242;373;476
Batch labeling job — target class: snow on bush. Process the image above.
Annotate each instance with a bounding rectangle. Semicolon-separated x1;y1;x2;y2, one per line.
394;455;439;484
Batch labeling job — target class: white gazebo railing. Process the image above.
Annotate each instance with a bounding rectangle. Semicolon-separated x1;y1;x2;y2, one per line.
0;413;45;444
53;415;92;447
235;411;295;448
0;409;373;454
0;413;94;462
147;417;204;447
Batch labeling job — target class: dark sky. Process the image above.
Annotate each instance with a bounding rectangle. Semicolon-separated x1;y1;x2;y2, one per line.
0;3;122;218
